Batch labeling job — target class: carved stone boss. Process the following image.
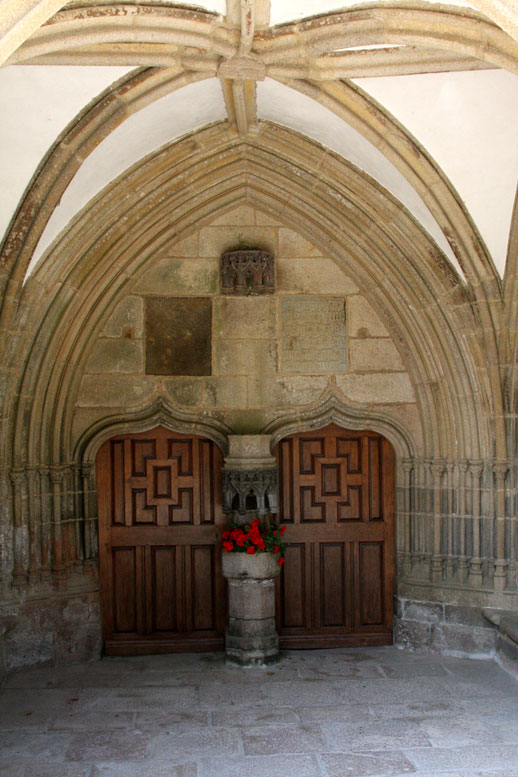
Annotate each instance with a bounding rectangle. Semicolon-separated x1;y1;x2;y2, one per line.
221;249;274;295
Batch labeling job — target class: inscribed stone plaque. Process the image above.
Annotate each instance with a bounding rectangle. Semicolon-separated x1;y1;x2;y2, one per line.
281;297;347;374
145;297;212;376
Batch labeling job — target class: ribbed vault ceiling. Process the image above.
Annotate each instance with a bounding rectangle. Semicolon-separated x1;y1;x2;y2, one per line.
0;0;517;285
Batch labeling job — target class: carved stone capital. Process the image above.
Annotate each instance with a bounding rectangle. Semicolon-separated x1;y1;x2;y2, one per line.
401;458;414;474
469;460;484;479
49;466;66;484
430;460;446;478
458;461;469;474
492;461;509;481
82;463;94;480
10;468;27;487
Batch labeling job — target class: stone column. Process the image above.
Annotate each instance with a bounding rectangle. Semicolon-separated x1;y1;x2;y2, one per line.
493;461;509;591
430;460;445;583
222;552;281;666
10;468;28;588
401;458;414;576
457;461;469;582
468;460;484;587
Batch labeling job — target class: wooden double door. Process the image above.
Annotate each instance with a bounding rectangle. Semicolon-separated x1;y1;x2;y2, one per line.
98;424;394;654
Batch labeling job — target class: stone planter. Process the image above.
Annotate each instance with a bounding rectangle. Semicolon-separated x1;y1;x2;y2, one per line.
222;552;281;666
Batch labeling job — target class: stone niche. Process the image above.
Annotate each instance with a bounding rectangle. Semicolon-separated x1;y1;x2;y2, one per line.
221;248;274;295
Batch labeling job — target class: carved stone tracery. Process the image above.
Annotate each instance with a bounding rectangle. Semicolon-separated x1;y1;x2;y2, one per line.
221;249;274;295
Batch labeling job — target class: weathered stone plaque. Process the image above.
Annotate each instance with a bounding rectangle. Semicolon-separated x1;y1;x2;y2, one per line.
145;297;212;376
281;296;347;374
221;249;274;295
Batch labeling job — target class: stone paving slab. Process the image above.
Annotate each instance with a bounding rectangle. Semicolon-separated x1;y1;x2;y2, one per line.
1;646;517;777
92;764;197;777
321;750;417;776
406;744;518;772
199;753;322;777
324;719;432;752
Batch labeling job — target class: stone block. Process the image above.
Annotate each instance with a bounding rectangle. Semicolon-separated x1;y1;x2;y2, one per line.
200;754;322;777
242;725;325;755
149;727;241;760
208;205;257;226
85;338;143;374
228;616;276;637
198;226;277;258
444;603;490;628
77;375;156;407
156;232;199;257
225;435;275;469
65;730;150;761
92;763;197;777
430;623;496;655
213;339;277;375
324;717;431;751
278;228;322;258
393;617;433;650
247;375;328;408
403;600;444;623
322;751;416;777
277;256;359;294
281;296;347;374
223;409;277;435
137;256;218;295
337;372;415;403
202;377;247;408
102;296;143;338
163;377;203;407
255;211;284;226
349;338;405;372
348;295;389;337
214;297;276;339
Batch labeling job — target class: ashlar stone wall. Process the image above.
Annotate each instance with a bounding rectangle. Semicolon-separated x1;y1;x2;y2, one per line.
73;205;420;447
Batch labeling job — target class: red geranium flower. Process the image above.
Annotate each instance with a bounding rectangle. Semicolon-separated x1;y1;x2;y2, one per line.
277;557;285;566
273;545;279;553
246;546;256;554
222;541;234;552
280;526;286;534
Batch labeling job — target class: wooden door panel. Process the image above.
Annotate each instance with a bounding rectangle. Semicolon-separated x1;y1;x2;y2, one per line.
276;424;394;648
358;541;384;627
98;427;225;655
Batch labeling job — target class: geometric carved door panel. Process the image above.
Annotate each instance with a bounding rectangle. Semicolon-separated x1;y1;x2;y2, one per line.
275;424;395;648
97;426;226;655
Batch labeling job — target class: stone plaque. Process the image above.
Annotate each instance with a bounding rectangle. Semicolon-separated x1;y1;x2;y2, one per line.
145;297;212;376
281;296;347;374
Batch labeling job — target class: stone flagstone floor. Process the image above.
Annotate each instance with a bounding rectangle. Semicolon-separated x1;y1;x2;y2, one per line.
1;646;518;777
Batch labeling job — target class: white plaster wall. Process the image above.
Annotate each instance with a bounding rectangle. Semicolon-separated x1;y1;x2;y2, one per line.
0;65;131;247
28;78;227;277
256;77;461;274
355;69;518;275
270;0;477;25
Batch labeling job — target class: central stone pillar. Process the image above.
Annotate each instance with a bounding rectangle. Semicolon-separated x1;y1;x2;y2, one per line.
222;552;281;666
221;434;280;665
